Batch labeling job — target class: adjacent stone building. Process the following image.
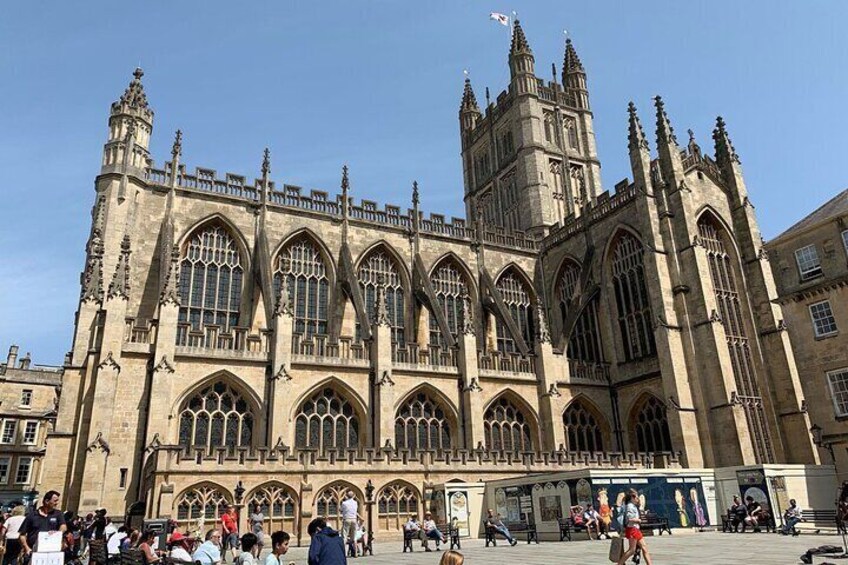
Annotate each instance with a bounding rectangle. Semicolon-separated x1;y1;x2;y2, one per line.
766;188;848;480
0;346;62;508
41;21;817;540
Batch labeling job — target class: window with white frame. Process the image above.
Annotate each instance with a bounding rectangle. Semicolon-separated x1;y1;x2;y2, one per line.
0;457;10;484
828;368;848;417
810;300;838;337
1;421;17;444
22;422;38;445
795;244;822;280
14;457;32;484
20;389;32;407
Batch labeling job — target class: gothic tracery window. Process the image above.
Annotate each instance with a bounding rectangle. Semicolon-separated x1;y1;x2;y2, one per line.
395;391;452;451
611;233;656;361
294;387;359;451
563;399;604;452
178;380;254;450
484;396;533;453
698;216;773;463
499;170;521;232
315;483;362;530
175;484;230;525
377;482;420;531
495;269;534;353
276;236;330;337
357;249;405;345
429;259;470;348
245;483;297;533
557;261;604;363
631;395;672;453
178;224;243;331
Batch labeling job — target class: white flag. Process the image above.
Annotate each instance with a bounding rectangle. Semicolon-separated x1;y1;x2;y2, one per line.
490;12;509;26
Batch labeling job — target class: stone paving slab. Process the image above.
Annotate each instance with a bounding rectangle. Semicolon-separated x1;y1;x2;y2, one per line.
273;531;848;565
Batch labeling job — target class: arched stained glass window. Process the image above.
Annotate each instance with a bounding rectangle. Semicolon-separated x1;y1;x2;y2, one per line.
557;261;604;363
245;484;298;534
611;234;655;361
563;399;604;452
178;380;253;450
395;391;452;451
357;250;405;345
294;387;359;451
484;396;533;453
495;269;534;352
377;482;420;531
631;395;672;453
315;483;362;531
175;485;230;526
276;236;330;337
429;260;469;348
698;216;773;463
178;224;243;331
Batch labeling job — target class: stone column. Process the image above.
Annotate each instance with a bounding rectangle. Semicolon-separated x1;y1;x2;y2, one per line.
533;307;565;451
371;282;396;447
269;276;295;445
457;292;485;449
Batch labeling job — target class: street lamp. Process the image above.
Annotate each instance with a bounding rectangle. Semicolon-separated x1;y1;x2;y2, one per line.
364;480;375;556
810;424;835;462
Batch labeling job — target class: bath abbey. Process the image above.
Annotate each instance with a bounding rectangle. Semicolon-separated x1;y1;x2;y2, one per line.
41;20;821;540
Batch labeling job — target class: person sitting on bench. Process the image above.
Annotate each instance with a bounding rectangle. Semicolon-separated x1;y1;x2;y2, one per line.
781;500;802;536
422;512;445;551
744;496;764;532
583;503;602;541
404;515;427;548
485;509;517;546
729;496;747;532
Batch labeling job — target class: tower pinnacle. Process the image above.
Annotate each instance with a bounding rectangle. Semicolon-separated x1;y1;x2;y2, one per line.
510;19;532;54
562;38;589;109
713;116;740;165
627;102;649;152
654;95;679;147
563;38;584;74
460;78;480;114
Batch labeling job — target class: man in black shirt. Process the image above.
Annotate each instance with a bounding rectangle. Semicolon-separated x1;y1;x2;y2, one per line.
20;491;67;556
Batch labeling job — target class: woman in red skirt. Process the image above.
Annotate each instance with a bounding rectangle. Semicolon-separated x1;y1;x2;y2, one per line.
617;489;653;565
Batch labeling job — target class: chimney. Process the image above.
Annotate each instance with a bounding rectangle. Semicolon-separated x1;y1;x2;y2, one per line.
6;345;18;368
20;353;31;370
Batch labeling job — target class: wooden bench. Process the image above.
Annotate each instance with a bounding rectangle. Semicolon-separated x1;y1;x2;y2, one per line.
485;521;537;545
641;511;672;535
557;517;588;541
404;523;460;551
721;511;775;533
789;509;839;534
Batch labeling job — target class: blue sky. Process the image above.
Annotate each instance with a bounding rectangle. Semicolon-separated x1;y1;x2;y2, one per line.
1;1;846;364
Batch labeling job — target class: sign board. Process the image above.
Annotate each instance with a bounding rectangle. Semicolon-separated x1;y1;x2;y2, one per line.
32;553;64;565
36;532;62;553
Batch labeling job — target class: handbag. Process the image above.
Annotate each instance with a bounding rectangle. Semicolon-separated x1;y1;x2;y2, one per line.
608;536;624;562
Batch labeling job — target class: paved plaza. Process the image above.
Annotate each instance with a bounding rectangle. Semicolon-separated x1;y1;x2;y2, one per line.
275;532;847;565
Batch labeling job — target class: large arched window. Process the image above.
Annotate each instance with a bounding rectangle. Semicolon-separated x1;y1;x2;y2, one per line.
557;261;604;363
276;235;330;337
357;249;405;345
698;216;773;463
611;233;655;361
563;399;605;452
178;223;243;331
484;396;534;453
495;268;534;352
245;483;298;534
175;484;230;526
377;482;420;531
315;483;362;530
395;390;452;451
631;395;672;453
429;259;470;348
178;380;254;450
294;387;360;451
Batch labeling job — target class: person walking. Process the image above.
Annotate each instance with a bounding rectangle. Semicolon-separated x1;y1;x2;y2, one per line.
221;505;239;563
249;505;265;558
3;506;26;565
617;489;653;565
307;518;346;565
19;491;67;559
339;491;358;558
263;531;290;565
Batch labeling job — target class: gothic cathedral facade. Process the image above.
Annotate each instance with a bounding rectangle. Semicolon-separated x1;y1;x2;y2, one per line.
43;21;817;538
